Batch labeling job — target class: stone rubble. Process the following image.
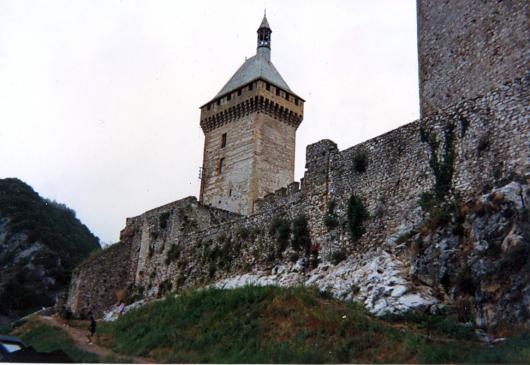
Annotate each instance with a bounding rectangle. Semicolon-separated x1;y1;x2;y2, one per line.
214;247;438;316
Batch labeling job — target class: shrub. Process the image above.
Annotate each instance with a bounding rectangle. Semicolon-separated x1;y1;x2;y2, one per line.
324;214;339;231
352;151;368;173
324;200;339;231
292;215;311;253
270;216;291;253
396;230;416;244
456;266;476;295
165;244;180;265
428;206;452;229
347;195;369;241
236;227;250;240
330;249;347;265
418;192;435;211
477;135;490;153
159;212;171;229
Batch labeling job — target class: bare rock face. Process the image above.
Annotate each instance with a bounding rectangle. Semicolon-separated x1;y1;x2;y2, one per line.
409;182;529;332
0;178;100;326
213;248;439;316
213;182;529;332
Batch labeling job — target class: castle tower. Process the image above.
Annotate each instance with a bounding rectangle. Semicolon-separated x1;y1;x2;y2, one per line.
199;15;304;215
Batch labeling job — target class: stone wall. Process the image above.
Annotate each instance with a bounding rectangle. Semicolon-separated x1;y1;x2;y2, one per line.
68;76;528;319
417;0;528;116
66;239;133;318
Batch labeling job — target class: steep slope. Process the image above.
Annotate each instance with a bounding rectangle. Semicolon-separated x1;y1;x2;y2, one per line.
0;178;100;325
95;287;529;363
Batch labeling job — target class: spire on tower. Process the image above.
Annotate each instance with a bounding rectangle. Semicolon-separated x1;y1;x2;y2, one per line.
257;14;272;61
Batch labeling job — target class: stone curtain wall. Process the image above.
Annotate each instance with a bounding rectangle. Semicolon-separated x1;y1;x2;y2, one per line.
417;0;528;116
68;77;528;317
66;240;133;318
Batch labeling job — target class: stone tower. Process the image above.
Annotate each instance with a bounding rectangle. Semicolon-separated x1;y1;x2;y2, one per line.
417;0;528;117
199;15;304;215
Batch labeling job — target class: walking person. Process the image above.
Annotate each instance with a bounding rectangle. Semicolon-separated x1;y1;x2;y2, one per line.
87;315;96;345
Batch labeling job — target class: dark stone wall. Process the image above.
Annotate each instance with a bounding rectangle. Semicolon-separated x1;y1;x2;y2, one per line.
66;239;133;318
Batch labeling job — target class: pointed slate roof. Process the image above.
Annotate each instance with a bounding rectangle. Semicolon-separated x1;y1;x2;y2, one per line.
259;15;270;29
214;53;292;98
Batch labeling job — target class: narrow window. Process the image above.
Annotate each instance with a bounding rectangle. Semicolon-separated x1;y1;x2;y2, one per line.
216;99;220;106
207;104;211;111
266;83;270;91
218;158;225;174
284;93;289;100
276;88;280;96
221;133;227;148
295;98;299;106
249;83;253;91
227;94;231;101
229;188;232;197
237;89;242;96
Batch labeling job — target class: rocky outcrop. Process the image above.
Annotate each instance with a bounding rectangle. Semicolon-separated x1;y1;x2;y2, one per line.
408;181;530;332
214;247;439;316
0;178;100;326
213;182;529;329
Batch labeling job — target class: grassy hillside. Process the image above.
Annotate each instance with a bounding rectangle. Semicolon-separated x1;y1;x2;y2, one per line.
92;286;529;363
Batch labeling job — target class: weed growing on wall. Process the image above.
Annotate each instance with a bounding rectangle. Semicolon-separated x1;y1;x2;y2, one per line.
330;249;347;265
323;200;339;231
165;244;180;265
352;151;368;173
418;122;458;229
292;215;311;254
159;212;171;229
269;216;291;254
347;195;369;241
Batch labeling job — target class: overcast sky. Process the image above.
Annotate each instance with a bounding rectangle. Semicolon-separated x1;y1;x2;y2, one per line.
0;0;419;244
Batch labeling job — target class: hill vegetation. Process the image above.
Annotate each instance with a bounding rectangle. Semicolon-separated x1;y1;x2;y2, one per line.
81;286;529;363
0;178;100;323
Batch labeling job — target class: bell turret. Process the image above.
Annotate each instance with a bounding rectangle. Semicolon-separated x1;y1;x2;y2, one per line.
257;14;271;61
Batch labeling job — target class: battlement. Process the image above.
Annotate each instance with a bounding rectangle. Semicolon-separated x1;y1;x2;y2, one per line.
254;181;302;213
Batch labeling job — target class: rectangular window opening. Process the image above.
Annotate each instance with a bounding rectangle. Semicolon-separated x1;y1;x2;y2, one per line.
221;133;227;148
266;83;270;91
248;83;253;91
237;89;242;96
218;158;225;174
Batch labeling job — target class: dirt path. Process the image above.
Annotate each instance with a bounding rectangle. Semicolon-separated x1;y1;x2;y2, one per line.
38;315;155;364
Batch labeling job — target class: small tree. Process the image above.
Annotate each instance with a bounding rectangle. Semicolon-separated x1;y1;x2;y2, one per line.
292;215;311;254
347;195;369;241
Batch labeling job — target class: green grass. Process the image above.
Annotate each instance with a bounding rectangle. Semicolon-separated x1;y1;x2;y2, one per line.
97;285;530;363
10;287;530;363
17;323;100;363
